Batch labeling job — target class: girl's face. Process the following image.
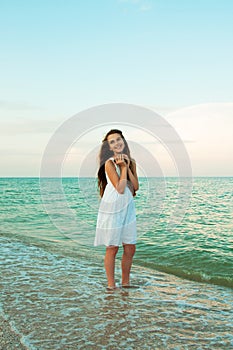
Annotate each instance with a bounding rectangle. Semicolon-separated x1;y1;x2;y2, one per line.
107;133;125;154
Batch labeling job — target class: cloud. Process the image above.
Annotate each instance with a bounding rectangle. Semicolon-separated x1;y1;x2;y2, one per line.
0;119;63;135
148;105;184;116
118;0;140;3
118;0;152;12
164;103;233;175
1;103;232;176
0;149;41;156
138;3;152;12
0;99;42;111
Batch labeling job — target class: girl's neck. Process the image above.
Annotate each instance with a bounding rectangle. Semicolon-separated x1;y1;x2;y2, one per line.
113;151;122;157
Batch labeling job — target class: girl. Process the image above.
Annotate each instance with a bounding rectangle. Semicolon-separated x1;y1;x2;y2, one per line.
94;129;139;290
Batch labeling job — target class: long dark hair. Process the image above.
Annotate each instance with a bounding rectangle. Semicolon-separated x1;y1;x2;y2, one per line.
97;129;134;197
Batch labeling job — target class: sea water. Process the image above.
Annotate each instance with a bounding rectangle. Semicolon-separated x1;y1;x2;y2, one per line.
0;177;233;349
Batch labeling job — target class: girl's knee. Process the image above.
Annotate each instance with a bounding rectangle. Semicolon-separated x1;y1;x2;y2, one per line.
123;244;136;257
106;246;119;256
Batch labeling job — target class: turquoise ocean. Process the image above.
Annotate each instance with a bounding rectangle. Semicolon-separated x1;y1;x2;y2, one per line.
0;177;233;349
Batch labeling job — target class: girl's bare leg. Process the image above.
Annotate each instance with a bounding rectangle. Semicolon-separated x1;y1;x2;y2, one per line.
121;244;136;286
104;246;119;288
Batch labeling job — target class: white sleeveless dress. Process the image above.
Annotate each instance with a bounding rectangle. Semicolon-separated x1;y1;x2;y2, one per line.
94;158;137;247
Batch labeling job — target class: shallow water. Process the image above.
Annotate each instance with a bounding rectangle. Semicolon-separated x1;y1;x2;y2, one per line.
1;235;233;349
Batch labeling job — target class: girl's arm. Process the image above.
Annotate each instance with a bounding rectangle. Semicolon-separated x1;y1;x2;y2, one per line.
127;159;139;192
105;158;128;194
122;155;139;193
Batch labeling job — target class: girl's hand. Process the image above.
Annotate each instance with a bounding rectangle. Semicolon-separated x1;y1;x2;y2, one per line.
114;154;127;167
122;154;130;168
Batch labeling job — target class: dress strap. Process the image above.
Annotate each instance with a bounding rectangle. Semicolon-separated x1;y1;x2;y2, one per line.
107;157;120;175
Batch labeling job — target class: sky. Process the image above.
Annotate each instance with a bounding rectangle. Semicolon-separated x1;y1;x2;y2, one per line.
0;0;233;176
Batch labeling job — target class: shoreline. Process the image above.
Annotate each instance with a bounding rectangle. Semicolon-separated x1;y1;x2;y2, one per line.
1;231;232;291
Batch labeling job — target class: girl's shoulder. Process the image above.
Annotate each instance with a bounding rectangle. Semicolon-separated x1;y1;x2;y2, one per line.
105;157;115;164
105;157;116;169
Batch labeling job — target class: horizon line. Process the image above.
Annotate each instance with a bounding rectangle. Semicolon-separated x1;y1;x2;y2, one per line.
0;176;233;179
